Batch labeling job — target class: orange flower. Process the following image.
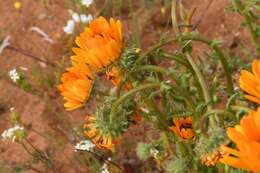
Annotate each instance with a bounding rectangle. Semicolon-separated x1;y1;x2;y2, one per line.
239;59;260;104
201;151;227;167
71;17;123;71
84;115;114;150
220;108;260;172
169;117;195;140
58;64;94;110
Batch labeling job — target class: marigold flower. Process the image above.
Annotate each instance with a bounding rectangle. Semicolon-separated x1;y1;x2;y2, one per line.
84;115;114;150
201;150;227;167
58;63;94;110
239;59;260;104
71;17;123;71
220;108;260;172
169;117;195;140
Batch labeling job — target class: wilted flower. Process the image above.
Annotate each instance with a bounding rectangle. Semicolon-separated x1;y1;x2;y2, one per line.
169;116;195;140
63;19;75;34
8;69;20;82
84;115;114;150
201;150;227;167
75;140;95;151
1;125;24;142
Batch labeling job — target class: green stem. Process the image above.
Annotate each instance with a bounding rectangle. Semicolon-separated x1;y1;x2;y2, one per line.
109;82;161;123
230;105;252;112
160;52;191;67
185;53;211;106
233;0;260;54
135;65;168;74
141;33;234;95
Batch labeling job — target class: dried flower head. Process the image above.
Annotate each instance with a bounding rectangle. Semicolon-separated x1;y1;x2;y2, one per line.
201;150;227;167
84;115;115;150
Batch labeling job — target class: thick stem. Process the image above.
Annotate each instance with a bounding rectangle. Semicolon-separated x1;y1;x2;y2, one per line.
185;53;211;106
141;33;234;95
135;65;168;75
232;0;260;54
109;82;161;123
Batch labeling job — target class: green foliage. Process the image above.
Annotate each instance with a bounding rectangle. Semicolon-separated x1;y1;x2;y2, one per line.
136;142;151;161
16;74;33;92
166;157;189;173
194;127;227;158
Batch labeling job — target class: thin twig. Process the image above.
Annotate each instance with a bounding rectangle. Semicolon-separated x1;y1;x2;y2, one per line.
6;46;57;67
79;150;124;171
192;0;214;30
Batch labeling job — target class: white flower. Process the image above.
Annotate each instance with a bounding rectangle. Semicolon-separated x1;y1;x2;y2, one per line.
1;125;24;142
8;69;20;82
75;140;95;151
80;14;93;23
100;163;110;173
63;20;75;34
150;148;159;158
81;0;93;7
72;12;80;23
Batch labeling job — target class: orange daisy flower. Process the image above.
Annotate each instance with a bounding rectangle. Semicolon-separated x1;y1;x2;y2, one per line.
220;108;260;172
239;59;260;104
84;115;114;150
58;64;94;110
169;117;195;140
71;17;123;71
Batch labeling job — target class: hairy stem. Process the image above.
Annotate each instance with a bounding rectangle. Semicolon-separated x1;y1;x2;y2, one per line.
185;53;211;106
110;82;161;123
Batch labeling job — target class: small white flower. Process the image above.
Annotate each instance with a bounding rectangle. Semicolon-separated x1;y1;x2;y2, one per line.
8;69;20;82
80;14;93;23
81;0;93;7
150;148;159;158
72;12;80;23
1;125;24;142
63;20;75;34
75;140;95;151
100;163;110;173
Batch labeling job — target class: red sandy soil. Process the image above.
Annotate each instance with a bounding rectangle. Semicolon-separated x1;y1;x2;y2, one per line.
0;0;252;172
